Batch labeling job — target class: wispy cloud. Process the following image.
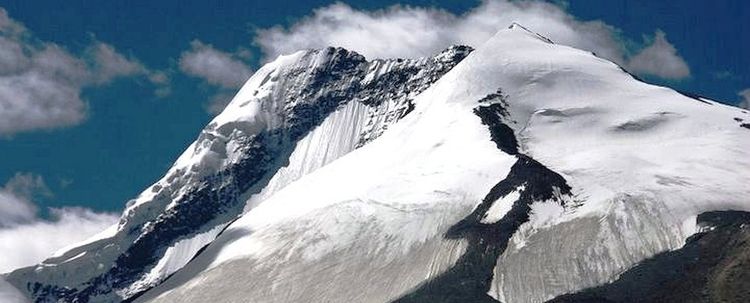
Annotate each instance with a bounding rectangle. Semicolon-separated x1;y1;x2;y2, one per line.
0;173;117;273
178;40;252;114
0;8;168;137
627;30;690;80
179;40;252;88
254;0;690;80
738;88;750;109
0;173;49;227
87;42;154;83
712;70;733;80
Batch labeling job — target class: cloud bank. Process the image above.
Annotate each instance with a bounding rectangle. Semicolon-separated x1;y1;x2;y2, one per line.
178;0;692;115
0;8;168;137
254;0;690;79
179;40;253;114
0;173;118;273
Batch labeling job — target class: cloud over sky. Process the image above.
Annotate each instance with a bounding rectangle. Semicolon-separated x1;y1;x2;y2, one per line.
0;173;50;227
179;40;253;114
254;0;690;80
0;173;117;273
174;0;695;115
0;8;167;137
179;40;252;88
87;42;151;84
0;1;701;134
627;30;691;80
739;88;750;109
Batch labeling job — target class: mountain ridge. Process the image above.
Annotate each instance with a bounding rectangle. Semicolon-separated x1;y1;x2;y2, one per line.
137;25;750;303
5;24;750;303
5;43;472;303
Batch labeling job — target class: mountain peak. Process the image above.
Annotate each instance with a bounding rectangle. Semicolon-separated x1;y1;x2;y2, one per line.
506;22;554;44
6;17;750;303
5;40;474;303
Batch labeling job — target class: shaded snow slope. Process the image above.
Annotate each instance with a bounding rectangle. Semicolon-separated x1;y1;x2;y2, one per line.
549;210;750;303
0;277;28;303
6;44;471;302
141;25;750;303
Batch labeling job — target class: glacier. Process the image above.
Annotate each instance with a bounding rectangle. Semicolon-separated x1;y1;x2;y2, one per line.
5;24;750;303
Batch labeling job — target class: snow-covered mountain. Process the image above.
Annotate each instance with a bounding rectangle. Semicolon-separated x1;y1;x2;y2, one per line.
5;24;750;303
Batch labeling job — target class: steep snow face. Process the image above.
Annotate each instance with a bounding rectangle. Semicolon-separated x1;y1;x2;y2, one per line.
141;25;749;303
467;26;750;303
136;49;522;303
6;45;471;303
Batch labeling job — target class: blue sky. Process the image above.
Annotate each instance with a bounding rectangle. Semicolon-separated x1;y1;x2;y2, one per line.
0;0;748;216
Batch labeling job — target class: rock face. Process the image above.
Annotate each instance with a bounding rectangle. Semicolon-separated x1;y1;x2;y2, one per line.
6;24;750;303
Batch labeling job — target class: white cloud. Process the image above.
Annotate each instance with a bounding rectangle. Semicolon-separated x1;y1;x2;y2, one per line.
0;32;90;136
0;173;117;274
0;173;49;227
178;0;692;115
87;42;148;83
0;8;169;136
254;0;689;80
178;40;252;115
627;30;690;80
179;40;252;88
205;91;235;115
255;1;625;62
0;191;36;228
739;88;750;109
0;207;117;274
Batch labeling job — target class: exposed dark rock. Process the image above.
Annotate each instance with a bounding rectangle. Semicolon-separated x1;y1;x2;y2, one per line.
394;92;571;303
676;90;712;105
354;45;473;147
474;90;516;155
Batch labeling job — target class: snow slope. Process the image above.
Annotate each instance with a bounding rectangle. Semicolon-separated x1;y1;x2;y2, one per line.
5;44;471;302
138;24;750;303
133;24;750;303
7;23;750;303
0;277;27;303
